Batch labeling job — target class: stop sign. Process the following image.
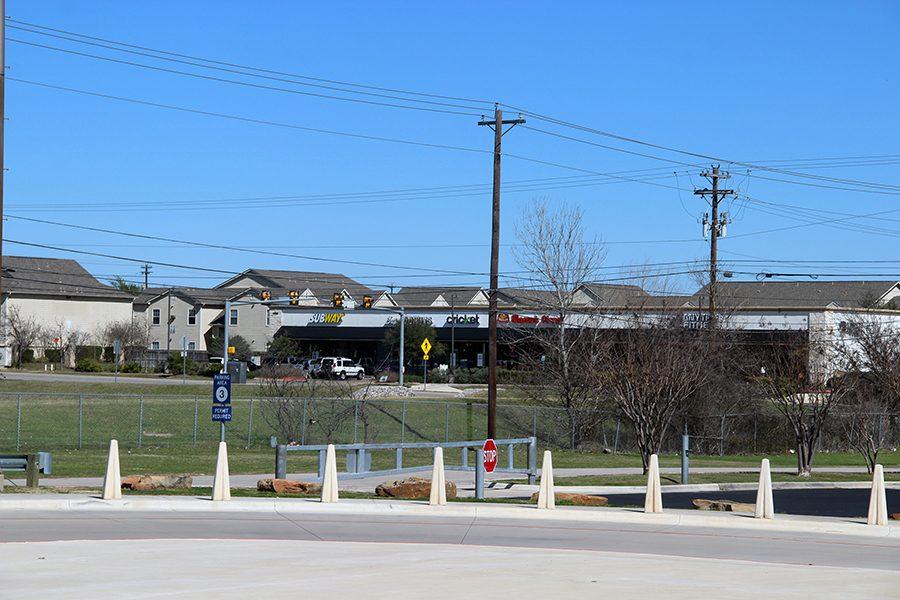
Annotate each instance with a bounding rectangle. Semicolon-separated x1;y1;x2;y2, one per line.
482;438;498;473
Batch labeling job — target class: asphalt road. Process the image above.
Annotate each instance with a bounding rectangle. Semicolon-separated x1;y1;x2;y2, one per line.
603;488;900;518
2;509;899;571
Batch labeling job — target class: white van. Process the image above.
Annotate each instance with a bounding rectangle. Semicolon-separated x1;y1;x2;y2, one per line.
319;357;365;380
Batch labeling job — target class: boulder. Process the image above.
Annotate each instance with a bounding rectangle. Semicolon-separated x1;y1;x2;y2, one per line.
375;477;457;499
529;492;608;506
121;474;192;491
256;478;322;495
692;498;756;513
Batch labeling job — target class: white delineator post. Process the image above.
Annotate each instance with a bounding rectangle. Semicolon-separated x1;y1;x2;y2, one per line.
211;441;231;501
321;443;339;503
867;464;888;526
429;447;447;506
754;458;774;519
644;454;663;513
102;439;122;500
536;450;555;509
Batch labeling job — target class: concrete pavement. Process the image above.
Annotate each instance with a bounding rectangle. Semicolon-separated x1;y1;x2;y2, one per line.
5;538;897;600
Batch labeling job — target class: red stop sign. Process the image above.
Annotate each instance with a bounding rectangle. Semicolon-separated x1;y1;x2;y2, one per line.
482;438;498;473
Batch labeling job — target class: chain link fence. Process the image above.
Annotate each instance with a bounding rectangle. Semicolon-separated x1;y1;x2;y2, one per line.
1;392;897;455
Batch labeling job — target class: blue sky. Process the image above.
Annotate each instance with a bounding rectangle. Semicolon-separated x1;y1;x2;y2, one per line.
5;1;900;293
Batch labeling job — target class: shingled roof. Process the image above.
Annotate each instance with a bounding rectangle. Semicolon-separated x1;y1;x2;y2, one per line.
216;269;375;302
688;280;900;309
2;256;132;300
391;286;487;308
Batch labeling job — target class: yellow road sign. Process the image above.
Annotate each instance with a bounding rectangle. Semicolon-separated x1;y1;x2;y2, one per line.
423;354;430;361
421;338;432;355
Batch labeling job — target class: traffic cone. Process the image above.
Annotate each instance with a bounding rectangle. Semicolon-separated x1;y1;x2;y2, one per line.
867;464;888;526
644;454;663;513
102;439;122;500
754;458;774;519
321;444;339;503
429;447;447;506
537;451;555;509
211;441;231;501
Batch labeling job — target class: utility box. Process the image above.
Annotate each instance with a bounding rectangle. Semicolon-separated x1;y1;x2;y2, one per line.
226;361;248;384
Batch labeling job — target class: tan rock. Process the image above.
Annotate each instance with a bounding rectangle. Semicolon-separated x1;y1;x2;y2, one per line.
529;492;608;506
375;476;457;500
256;478;322;495
692;498;756;513
121;474;192;491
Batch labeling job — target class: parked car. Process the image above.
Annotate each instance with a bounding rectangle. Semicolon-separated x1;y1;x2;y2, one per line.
318;356;365;380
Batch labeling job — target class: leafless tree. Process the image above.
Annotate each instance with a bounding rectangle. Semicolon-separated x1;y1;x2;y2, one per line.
258;368;357;444
602;312;718;473
5;306;43;367
832;316;900;471
512;201;608;446
757;343;847;476
99;317;150;362
42;320;89;369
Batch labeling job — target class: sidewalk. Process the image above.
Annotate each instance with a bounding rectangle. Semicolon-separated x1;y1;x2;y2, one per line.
1;493;897;541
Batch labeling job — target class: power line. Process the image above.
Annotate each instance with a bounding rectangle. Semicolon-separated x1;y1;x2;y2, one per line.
8;18;494;106
9;38;482;117
7;22;491;113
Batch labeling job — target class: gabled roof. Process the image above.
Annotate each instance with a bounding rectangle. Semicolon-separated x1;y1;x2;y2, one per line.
391;286;486;308
2;256;132;300
576;283;650;307
688;280;900;309
497;287;567;308
137;287;250;307
216;269;375;302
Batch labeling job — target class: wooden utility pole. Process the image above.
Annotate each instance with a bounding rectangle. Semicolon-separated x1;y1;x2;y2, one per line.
693;165;734;324
0;0;6;316
478;104;524;438
142;264;152;290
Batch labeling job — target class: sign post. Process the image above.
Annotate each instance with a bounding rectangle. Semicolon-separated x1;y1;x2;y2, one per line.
112;339;121;383
420;338;432;391
213;372;232;442
181;336;187;384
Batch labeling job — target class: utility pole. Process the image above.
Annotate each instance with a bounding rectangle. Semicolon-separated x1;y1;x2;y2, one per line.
693;165;734;325
0;0;7;337
142;264;152;290
478;104;524;439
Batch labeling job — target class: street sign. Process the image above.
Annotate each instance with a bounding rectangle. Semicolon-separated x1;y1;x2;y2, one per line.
212;405;233;422
420;338;432;356
423;353;430;361
482;438;498;473
213;373;232;404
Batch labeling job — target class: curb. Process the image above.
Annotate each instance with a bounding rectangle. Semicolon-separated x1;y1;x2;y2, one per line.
1;494;897;540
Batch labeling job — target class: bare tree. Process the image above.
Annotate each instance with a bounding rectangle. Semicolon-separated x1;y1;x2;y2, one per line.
757;343;847;476
512;201;607;446
42;320;89;369
99;317;150;362
832;316;900;471
602;313;717;473
258;368;357;444
5;306;43;367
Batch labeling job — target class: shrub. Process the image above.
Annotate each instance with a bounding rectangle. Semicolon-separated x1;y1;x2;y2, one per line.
166;352;198;375
45;349;62;363
121;361;141;373
74;358;102;372
198;363;223;377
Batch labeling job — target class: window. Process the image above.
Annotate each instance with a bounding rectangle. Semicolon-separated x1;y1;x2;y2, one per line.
229;308;238;326
187;341;196;351
152;308;161;326
265;310;271;327
188;309;197;326
151;341;160;350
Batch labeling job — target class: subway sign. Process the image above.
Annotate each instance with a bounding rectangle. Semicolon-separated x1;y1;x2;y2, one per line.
309;312;345;325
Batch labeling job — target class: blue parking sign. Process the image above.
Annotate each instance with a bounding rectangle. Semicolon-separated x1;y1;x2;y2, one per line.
212;405;233;422
213;373;231;404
